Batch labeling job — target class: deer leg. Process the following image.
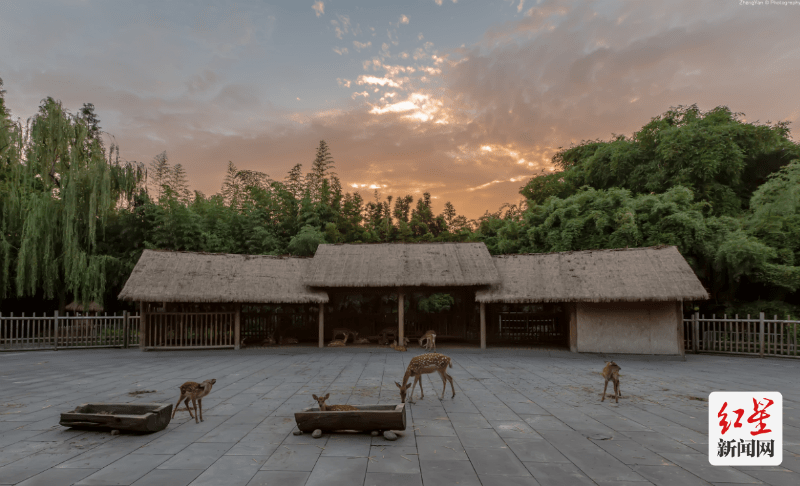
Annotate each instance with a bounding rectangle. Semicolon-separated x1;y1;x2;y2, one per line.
437;369;447;400
183;398;195;418
191;398;199;423
601;379;608;402
409;376;421;403
447;371;455;398
617;381;621;399
172;395;185;419
614;380;620;404
198;398;204;422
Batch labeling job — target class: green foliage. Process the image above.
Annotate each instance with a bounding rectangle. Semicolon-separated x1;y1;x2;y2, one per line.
418;293;454;313
287;225;326;256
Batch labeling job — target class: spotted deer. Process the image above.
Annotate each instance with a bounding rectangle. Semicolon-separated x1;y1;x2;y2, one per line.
389;340;407;351
312;393;359;411
395;353;455;403
419;330;436;351
171;378;216;423
601;361;621;403
328;333;350;347
280;336;299;345
378;327;398;345
353;337;370;344
331;328;358;342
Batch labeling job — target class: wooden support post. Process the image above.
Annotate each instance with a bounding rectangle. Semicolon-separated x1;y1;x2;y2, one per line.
234;304;241;350
398;290;404;345
53;311;59;350
678;301;685;358
759;312;765;358
123;310;129;349
480;302;486;350
693;312;699;354
318;303;325;348
139;302;147;351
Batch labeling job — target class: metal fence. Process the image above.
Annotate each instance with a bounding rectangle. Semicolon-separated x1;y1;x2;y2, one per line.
683;312;799;358
0;312;139;351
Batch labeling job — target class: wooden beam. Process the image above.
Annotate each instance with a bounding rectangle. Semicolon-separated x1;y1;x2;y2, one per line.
234;304;241;350
480;302;486;349
318;303;324;348
139;302;147;351
398;290;404;345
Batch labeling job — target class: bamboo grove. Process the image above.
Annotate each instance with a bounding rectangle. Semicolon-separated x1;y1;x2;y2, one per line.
1;83;799;317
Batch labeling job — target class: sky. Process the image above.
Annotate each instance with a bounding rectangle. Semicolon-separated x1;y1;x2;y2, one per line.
1;0;799;220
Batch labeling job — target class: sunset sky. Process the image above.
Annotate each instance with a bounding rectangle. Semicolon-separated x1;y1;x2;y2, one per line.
1;0;798;219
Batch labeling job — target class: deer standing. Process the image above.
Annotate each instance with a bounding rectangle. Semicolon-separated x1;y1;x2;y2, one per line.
312;393;359;411
601;361;621;403
171;378;216;423
419;330;436;351
395;353;455;403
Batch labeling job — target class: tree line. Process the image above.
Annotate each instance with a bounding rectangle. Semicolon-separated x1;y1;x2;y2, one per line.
1;80;799;317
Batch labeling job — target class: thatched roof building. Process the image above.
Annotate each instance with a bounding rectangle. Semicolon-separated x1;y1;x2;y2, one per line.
303;242;500;288
65;300;104;312
475;245;709;304
118;250;328;304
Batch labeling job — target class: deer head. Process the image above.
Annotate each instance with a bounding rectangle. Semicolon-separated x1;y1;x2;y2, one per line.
395;381;411;403
312;393;331;411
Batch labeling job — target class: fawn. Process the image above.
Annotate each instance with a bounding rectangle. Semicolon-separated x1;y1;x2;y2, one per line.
280;336;299;345
395;353;455;403
419;330;436;351
312;393;359;411
389;340;407;351
171;378;216;423
328;333;349;347
332;328;358;342
601;361;621;403
378;327;398;345
354;337;370;344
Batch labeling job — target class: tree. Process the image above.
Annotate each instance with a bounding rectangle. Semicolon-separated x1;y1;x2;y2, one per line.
169;163;191;203
148;151;171;200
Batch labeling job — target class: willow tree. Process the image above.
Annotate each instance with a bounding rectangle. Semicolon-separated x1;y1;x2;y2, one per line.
0;96;143;306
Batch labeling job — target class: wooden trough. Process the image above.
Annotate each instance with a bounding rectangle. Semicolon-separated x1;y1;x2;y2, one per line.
60;403;173;433
294;404;406;433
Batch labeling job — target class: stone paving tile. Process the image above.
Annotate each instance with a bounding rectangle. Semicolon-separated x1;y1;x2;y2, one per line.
418;459;481;486
479;475;542;486
305;456;368;486
74;454;170;486
189;455;265;486
366;445;419;474
14;468;98;486
246;470;310;486
129;469;202;486
260;444;321;471
158;442;235;470
523;461;598;486
3;348;800;486
464;447;532;476
416;436;468;461
504;438;571;463
363;472;423;486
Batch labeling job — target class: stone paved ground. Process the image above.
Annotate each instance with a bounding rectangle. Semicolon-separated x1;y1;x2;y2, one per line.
0;346;798;486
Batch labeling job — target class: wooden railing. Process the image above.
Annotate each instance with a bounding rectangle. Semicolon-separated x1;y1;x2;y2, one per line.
683;312;799;358
0;312;139;351
141;311;235;350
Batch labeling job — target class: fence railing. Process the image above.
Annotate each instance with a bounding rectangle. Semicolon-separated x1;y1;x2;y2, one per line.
141;311;235;350
1;312;139;351
683;312;799;358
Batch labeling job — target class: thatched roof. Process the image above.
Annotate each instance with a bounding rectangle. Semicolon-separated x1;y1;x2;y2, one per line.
118;250;329;304
304;242;501;288
65;301;104;312
475;246;709;303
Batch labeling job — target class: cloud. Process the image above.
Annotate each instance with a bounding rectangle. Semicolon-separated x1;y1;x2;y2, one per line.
312;1;324;17
353;40;371;51
331;14;352;39
399;15;410;25
333;46;348;55
357;75;401;88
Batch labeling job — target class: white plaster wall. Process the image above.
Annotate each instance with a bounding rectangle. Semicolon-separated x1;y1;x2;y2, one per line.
576;301;681;355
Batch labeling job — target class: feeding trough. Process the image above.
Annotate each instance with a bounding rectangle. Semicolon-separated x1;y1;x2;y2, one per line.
294;403;406;433
60;403;173;433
